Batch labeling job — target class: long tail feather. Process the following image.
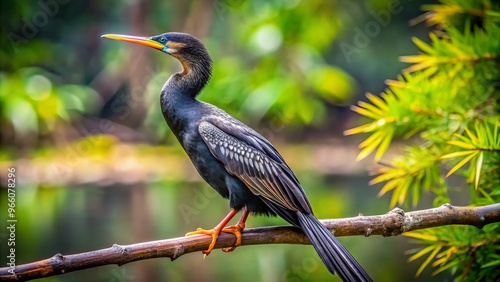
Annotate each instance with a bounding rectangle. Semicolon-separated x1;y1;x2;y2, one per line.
297;212;372;282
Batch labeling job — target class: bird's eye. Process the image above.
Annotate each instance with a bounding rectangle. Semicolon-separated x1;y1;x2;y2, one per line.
160;36;167;43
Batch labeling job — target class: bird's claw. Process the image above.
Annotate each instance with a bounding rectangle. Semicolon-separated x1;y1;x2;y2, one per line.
185;223;245;255
186;228;220;256
221;224;244;252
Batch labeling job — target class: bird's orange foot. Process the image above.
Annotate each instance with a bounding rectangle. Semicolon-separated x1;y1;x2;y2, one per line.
221;223;245;253
185;228;221;256
185;223;245;255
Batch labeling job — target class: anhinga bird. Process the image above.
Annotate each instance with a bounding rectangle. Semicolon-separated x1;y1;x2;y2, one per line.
102;32;372;282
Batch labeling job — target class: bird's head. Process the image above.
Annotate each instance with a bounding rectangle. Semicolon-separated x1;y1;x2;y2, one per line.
102;32;212;85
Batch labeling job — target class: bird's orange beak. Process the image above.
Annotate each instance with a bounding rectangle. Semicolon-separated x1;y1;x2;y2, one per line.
101;34;165;51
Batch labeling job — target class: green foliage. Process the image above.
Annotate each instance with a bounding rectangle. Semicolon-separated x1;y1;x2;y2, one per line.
442;119;500;192
405;224;500;281
346;0;500;280
404;224;500;281
370;146;447;208
0;67;99;137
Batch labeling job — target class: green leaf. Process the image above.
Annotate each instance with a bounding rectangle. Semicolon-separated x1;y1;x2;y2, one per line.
351;105;384;120
416;245;442;277
408;245;436;263
358;101;385;118
445;151;478;177
374;128;394;161
357;130;384;161
397;176;413;206
377;179;401;196
404;231;438;241
474;151;483;189
432;260;459;275
441;150;476;159
366;93;388;111
446;140;476;150
412;37;435;54
481;260;500;268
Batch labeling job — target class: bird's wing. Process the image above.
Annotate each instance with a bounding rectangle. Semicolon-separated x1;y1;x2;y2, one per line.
198;120;312;214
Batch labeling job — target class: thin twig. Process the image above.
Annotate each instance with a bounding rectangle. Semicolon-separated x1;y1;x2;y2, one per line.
1;203;499;281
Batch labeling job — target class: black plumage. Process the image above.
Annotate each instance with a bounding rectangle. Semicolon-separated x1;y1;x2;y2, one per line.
102;32;372;282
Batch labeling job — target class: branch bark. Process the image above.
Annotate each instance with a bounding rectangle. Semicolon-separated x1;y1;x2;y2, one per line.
2;203;499;281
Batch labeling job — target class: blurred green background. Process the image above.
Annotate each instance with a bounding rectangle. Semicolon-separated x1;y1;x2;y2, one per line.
0;0;453;281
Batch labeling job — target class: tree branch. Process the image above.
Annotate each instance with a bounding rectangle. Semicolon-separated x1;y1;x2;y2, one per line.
2;203;499;281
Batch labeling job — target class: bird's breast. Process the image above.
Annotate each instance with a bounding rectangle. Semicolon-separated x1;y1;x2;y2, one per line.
181;128;230;199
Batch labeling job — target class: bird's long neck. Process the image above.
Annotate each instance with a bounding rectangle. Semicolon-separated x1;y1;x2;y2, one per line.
160;47;213;139
167;46;212;99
